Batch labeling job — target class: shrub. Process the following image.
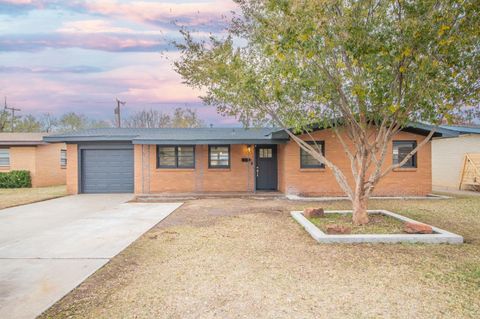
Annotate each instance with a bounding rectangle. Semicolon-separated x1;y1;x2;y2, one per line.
0;170;32;188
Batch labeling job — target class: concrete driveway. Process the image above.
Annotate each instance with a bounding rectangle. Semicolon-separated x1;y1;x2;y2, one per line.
0;195;182;319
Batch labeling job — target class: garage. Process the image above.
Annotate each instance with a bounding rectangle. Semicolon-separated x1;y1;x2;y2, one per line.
80;146;134;194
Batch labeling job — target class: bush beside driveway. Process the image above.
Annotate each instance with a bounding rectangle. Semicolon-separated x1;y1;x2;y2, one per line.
41;196;480;319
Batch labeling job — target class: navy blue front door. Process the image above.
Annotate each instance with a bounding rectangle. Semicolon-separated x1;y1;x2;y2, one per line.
255;145;278;190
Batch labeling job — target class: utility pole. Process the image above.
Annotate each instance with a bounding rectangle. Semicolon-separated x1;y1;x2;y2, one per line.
114;98;126;128
4;97;20;132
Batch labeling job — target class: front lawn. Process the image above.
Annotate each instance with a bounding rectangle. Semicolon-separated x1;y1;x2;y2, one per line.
0;185;67;210
41;195;480;318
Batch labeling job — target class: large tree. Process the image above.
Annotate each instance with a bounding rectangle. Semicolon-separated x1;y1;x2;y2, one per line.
0;109;9;132
124;109;171;128
15;114;42;132
175;0;479;224
40;113;58;133
171;107;204;128
57;112;111;133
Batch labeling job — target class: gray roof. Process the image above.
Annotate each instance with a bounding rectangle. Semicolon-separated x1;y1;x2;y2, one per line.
439;125;480;135
402;122;459;138
270;122;459;138
0;133;50;145
43;122;460;144
43;128;289;144
409;123;480;138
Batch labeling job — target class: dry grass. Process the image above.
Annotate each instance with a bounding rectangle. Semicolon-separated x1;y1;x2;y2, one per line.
309;213;405;234
40;195;480;319
0;185;67;210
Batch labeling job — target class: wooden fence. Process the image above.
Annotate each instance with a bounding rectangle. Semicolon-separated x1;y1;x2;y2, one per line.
459;153;480;191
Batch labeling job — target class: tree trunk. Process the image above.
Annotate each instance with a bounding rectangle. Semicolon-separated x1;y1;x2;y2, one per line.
352;195;369;225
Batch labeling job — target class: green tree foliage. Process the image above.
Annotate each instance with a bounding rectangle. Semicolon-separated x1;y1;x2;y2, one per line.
0;109;21;132
57;112;111;133
171;107;204;128
14;114;42;132
0;109;10;132
58;112;90;132
175;0;479;224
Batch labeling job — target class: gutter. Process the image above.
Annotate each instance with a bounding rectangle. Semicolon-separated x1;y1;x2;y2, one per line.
43;135;139;143
0;141;47;146
132;138;289;145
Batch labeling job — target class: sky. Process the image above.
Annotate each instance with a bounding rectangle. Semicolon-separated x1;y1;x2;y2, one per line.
0;0;240;126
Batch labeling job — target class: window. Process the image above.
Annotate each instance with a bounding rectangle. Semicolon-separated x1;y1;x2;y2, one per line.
209;145;230;168
157;146;195;168
300;141;325;168
60;149;67;167
0;148;10;167
393;141;417;168
259;148;273;158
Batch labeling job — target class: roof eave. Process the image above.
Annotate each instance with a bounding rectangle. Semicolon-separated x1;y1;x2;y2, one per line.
0;141;46;146
270;122;459;138
132;139;288;145
43;136;138;143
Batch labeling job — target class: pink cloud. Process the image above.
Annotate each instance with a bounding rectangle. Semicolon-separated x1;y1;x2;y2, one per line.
2;69;238;125
0;33;168;52
1;0;36;4
79;0;237;29
2;0;237;29
0;0;241;125
1;54;203;111
0;0;49;10
57;19;164;34
95;57;203;103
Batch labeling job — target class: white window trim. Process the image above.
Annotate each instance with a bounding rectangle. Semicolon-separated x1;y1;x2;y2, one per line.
0;148;10;167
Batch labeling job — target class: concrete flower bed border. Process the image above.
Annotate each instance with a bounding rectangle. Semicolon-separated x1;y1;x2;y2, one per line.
291;210;463;244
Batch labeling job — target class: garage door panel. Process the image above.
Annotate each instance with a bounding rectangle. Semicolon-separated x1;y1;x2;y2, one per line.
81;148;134;193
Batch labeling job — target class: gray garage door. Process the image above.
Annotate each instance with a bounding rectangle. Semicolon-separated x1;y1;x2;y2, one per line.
81;149;134;193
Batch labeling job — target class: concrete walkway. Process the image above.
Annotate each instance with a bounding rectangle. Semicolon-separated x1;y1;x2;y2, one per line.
0;195;182;319
432;187;480;197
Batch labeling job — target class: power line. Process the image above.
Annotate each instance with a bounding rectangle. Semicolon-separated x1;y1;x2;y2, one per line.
4;97;21;132
114;98;126;128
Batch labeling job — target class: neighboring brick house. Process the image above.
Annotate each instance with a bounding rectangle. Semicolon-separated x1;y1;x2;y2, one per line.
0;133;67;187
44;125;447;196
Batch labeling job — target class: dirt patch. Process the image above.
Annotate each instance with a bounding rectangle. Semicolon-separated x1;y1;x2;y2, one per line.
309;213;405;234
40;197;480;319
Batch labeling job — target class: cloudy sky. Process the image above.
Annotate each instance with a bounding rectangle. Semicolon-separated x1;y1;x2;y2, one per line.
0;0;240;125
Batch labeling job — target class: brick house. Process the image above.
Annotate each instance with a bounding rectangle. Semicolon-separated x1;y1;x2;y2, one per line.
44;125;447;196
0;133;66;187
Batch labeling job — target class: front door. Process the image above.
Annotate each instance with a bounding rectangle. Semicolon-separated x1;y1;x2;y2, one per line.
255;145;278;191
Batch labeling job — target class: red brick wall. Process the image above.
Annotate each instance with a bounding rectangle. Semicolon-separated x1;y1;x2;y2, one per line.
34;143;66;187
66;144;78;194
0;144;66;188
65;128;432;197
279;129;432;196
0;146;36;180
135;144;255;194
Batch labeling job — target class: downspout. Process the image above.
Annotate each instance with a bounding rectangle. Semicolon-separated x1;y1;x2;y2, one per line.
141;144;144;194
253;144;257;193
147;145;151;194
